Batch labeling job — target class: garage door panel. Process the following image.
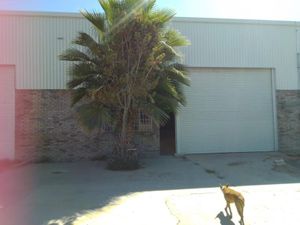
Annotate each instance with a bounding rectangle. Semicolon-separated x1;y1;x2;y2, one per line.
181;120;273;139
185;95;273;111
185;110;272;121
182;131;274;153
177;68;275;154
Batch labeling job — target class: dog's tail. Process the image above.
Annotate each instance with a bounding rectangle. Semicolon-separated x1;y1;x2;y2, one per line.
235;196;245;221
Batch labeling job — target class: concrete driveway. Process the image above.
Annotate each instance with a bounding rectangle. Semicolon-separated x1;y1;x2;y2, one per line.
0;152;300;225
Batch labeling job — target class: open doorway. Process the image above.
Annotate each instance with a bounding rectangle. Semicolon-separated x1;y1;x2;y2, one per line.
160;113;176;155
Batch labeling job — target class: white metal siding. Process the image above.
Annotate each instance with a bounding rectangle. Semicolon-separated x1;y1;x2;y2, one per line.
171;21;299;90
176;68;276;154
0;12;299;90
0;14;91;89
0;66;15;159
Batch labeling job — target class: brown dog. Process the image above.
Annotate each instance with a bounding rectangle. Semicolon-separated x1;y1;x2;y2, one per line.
220;184;245;224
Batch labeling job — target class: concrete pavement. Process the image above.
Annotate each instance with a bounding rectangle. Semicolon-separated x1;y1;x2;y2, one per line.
0;152;299;225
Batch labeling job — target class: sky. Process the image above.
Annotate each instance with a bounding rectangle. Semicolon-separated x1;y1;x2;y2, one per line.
0;0;300;21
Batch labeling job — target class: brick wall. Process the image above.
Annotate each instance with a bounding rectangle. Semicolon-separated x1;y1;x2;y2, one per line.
15;89;300;161
277;90;300;152
15;90;159;162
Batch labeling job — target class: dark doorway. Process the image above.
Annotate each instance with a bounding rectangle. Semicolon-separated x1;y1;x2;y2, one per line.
160;113;176;155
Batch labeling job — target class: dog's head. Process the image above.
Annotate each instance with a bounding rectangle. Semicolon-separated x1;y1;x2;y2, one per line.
219;184;229;192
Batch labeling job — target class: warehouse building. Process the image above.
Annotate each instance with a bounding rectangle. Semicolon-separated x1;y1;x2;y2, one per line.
0;11;299;161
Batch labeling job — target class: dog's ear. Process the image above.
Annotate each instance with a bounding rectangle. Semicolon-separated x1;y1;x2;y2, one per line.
225;184;229;188
219;184;223;189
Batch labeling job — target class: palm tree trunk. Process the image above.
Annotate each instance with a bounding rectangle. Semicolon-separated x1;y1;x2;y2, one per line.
120;105;129;149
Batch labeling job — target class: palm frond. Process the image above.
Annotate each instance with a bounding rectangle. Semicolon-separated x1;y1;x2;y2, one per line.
76;102;112;132
70;88;88;106
138;101;170;125
164;29;190;47
155;40;181;62
164;66;190;86
152;93;181;114
99;0;114;24
59;48;93;63
69;63;97;79
150;9;175;25
73;32;105;56
143;0;156;13
80;10;106;36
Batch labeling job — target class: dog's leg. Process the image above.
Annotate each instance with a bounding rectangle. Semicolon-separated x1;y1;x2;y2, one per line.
228;203;232;218
224;203;228;215
225;202;232;218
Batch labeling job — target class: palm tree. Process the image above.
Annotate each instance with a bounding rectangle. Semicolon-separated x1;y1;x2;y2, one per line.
60;0;190;169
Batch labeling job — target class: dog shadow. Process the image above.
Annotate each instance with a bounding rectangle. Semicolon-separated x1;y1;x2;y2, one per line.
216;211;236;225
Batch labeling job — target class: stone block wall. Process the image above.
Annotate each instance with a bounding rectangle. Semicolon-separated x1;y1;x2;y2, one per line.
15;90;159;162
276;90;300;152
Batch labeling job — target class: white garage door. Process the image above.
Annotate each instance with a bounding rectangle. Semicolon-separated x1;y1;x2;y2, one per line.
176;68;276;154
0;66;15;160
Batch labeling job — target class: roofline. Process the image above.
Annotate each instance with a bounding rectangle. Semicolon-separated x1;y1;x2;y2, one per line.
0;10;83;18
173;17;300;27
1;10;300;27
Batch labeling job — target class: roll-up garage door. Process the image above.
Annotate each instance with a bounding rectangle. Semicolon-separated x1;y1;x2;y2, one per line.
176;68;276;154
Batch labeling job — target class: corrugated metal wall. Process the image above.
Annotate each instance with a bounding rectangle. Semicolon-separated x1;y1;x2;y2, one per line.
0;13;91;89
0;12;299;90
171;18;299;90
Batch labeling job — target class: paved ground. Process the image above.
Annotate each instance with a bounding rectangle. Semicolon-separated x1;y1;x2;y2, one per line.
0;152;300;225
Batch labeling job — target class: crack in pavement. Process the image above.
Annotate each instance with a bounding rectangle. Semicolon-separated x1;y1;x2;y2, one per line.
165;197;181;225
